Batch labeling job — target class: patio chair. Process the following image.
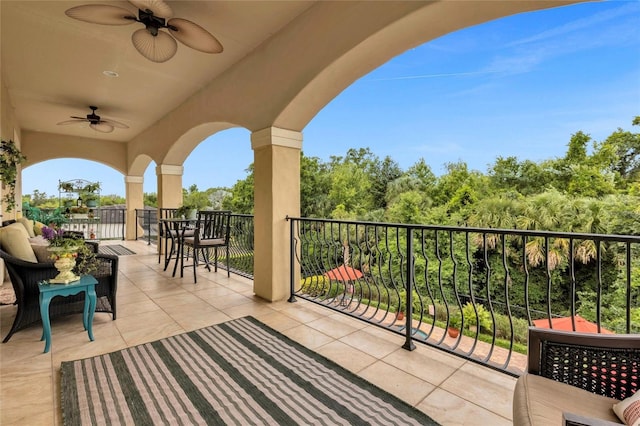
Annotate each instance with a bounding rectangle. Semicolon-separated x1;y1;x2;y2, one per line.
513;327;640;426
0;244;118;343
179;210;231;283
157;208;178;265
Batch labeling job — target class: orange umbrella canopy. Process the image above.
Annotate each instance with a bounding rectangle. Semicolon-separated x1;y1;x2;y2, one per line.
533;315;614;334
324;266;364;282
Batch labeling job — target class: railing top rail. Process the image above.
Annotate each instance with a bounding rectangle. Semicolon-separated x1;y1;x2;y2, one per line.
286;216;640;243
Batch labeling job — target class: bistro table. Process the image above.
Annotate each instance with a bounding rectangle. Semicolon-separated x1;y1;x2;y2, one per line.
38;275;97;353
159;217;196;277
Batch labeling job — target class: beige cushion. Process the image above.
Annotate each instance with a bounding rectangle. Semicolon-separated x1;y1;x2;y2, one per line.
16;217;36;238
614;390;640;426
0;223;37;262
513;373;621;426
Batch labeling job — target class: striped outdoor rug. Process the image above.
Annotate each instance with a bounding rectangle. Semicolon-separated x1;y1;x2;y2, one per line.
98;244;136;256
60;316;438;426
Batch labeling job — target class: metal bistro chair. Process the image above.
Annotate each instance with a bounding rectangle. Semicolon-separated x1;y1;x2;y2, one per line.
180;210;231;283
157;208;177;265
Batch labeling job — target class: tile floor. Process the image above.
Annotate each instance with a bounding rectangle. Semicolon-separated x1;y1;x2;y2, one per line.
0;240;517;425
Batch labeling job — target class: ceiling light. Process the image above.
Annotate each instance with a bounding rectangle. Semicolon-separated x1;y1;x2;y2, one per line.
103;70;119;77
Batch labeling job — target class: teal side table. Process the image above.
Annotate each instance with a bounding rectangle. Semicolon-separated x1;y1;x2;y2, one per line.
38;275;98;353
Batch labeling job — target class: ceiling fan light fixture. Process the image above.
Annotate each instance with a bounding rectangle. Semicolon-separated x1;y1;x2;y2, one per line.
168;18;223;53
129;0;173;19
65;4;135;25
132;28;177;63
90;122;115;133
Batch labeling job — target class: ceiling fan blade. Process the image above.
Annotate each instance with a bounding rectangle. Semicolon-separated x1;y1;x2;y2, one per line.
90;122;115;133
132;28;177;62
65;5;136;25
70;116;88;120
168;18;223;53
57;119;87;126
101;119;129;129
129;0;172;19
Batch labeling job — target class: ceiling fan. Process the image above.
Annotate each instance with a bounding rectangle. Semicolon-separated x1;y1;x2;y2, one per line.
65;0;223;63
57;106;129;133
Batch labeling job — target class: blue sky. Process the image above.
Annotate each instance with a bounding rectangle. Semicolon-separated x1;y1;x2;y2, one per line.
23;1;640;198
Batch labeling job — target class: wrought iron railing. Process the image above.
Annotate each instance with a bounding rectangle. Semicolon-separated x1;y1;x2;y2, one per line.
25;206;126;240
287;217;640;375
226;214;254;278
135;208;157;244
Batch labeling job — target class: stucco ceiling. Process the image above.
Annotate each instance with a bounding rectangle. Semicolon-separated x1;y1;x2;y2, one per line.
1;0;315;142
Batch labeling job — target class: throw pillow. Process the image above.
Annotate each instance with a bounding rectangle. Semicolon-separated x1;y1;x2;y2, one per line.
33;221;46;236
0;223;38;262
17;217;36;238
614;391;640;426
29;236;53;263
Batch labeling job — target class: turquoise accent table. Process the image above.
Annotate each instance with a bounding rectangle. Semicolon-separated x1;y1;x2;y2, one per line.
38;275;98;353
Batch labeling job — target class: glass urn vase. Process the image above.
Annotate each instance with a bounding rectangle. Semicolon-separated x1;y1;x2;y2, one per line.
48;247;80;284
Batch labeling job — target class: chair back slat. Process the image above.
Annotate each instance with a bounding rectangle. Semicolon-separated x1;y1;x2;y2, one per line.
158;208;178;237
195;210;231;244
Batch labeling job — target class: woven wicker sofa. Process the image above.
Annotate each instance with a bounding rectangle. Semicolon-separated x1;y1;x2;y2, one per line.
0;221;118;343
513;328;640;426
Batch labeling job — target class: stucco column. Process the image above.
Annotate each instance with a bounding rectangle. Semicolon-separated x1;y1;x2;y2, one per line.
156;164;183;256
156;164;183;208
251;127;301;302
124;175;144;240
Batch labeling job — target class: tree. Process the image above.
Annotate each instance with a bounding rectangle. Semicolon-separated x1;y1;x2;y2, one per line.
223;164;254;213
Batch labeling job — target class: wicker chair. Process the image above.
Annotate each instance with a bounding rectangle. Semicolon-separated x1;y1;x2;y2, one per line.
0;245;118;343
513;327;640;426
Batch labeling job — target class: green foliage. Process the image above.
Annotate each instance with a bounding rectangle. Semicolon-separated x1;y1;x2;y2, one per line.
1;139;27;212
462;302;492;331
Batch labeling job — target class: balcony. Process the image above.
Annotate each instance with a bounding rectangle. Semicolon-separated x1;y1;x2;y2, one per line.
1;240;516;425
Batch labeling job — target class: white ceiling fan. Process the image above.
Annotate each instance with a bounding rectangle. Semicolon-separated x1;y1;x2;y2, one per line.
65;0;223;63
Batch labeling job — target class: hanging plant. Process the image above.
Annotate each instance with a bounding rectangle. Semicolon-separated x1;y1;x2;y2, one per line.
0;139;27;212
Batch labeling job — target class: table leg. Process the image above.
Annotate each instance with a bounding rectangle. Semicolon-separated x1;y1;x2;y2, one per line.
83;286;96;342
39;293;52;353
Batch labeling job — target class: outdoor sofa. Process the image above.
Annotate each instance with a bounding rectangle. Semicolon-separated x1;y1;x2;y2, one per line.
513;327;640;426
0;219;118;343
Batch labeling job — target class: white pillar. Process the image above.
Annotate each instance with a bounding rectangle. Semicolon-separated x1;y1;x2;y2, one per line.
251;127;302;301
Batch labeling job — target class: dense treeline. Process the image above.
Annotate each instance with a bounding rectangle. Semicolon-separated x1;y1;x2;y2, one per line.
225;117;640;236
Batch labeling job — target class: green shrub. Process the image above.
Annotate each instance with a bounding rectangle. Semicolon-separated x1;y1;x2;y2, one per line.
462;302;492;331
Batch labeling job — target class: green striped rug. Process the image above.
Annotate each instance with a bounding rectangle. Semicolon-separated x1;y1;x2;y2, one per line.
61;316;439;425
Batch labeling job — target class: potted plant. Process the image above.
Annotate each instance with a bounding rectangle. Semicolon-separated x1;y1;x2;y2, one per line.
448;312;461;338
176;204;196;219
58;181;75;192
83;193;99;207
0;139;27;212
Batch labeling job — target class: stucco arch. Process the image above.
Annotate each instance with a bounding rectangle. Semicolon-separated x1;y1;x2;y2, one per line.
22;130;127;174
128;153;154;178
274;1;577;130
159;122;243;166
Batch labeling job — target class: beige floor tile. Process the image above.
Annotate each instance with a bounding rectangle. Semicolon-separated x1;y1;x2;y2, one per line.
440;362;517;420
306;315;361;339
315;340;377;373
205;292;255;310
117;298;162;318
279;304;327;323
115;310;184;346
339;329;401;359
153;291;206;308
417;387;512;426
383;344;464;386
222;301;279;319
253;311;301;332
358;360;436;406
281;324;335;350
